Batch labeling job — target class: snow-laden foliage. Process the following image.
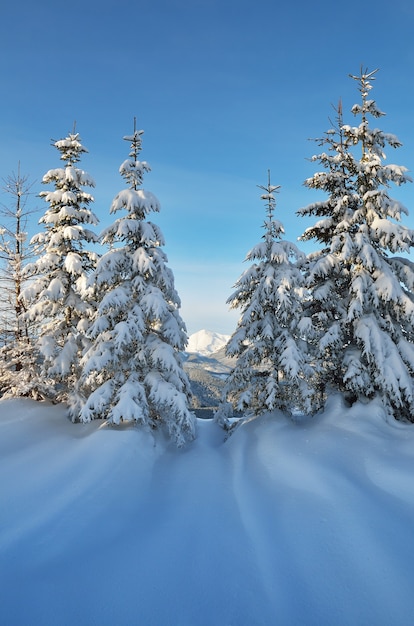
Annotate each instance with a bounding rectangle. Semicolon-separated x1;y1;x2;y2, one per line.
0;339;52;400
21;131;99;401
298;69;414;420
216;174;311;428
75;123;195;446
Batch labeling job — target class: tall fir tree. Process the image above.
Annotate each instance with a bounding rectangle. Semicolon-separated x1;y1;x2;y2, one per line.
76;122;195;446
298;69;414;420
22;130;99;402
216;173;310;428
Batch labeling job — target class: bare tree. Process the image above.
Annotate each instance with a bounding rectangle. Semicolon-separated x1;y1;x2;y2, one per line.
0;165;38;346
0;164;45;397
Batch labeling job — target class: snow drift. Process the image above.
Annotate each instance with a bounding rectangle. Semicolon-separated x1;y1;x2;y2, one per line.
1;397;414;625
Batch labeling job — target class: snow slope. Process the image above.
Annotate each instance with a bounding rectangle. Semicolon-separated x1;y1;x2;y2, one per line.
1;397;414;625
186;329;230;355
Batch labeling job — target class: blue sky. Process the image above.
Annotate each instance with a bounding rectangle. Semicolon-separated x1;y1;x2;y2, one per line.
1;0;414;335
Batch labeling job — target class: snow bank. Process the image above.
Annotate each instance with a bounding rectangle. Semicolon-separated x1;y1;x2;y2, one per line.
1;397;414;625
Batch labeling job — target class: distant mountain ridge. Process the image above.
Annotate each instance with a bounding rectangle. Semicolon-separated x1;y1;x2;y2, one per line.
183;330;233;413
186;330;230;356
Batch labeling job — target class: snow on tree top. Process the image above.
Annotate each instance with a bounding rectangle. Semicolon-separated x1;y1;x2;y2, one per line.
119;159;150;175
123;130;144;142
110;189;160;215
53;133;88;163
119;159;151;188
55;136;84;150
42;167;96;188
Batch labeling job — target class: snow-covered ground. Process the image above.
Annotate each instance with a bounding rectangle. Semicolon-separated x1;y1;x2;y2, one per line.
1;396;414;625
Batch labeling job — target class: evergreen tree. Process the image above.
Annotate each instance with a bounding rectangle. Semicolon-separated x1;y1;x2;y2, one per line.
21;130;99;402
0;167;47;398
216;173;310;428
298;68;414;420
76;122;195;446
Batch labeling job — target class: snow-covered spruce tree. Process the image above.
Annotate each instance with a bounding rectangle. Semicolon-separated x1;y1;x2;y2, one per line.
21;130;99;402
298;69;414;420
76;122;195;446
0;167;48;398
216;173;311;429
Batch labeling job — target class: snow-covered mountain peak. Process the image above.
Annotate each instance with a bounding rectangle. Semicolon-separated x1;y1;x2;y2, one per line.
186;330;230;356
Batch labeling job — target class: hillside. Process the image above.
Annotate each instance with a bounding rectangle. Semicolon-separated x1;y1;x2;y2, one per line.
184;330;234;415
